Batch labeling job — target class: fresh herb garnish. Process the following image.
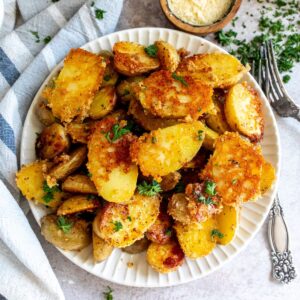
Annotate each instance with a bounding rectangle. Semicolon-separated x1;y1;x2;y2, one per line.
103;286;113;300
211;229;224;240
95;8;106;20
87;194;96;200
113;221;123;232
197;130;204;141
57;216;73;233
43;36;51;44
151;136;157;144
197;195;215;206
205;180;217;196
172;73;188;86
30;31;40;43
137;180;162;196
232;178;238;185
165;228;172;236
216;29;237;46
87;172;92;178
42;181;60;203
283;74;291;83
104;74;111;81
127;216;132;222
105;124;130;142
144;44;158;58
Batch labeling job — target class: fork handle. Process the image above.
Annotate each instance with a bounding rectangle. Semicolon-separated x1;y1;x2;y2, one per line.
268;196;297;283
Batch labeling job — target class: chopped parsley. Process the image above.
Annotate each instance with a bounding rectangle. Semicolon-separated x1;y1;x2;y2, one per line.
216;29;237;46
87;172;92;178
57;216;73;233
95;8;106;20
30;31;40;43
197;130;204;141
151;136;157;144
87;194;96;200
127;216;132;222
165;228;172;236
232;178;238;185
43;36;51;44
105;124;130;142
144;44;158;58
42;181;60;203
205;180;217;196
137;180;162;196
104;74;111;81
197;195;215;206
172;73;188;86
103;286;113;300
211;229;224;240
113;221;123;232
283;74;291;83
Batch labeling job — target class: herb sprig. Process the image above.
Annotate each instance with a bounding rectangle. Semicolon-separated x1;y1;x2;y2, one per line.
144;44;158;58
57;216;73;233
172;73;188;86
103;286;113;300
211;229;224;240
137;180;162;196
42;181;60;203
105;124;131;143
113;221;123;232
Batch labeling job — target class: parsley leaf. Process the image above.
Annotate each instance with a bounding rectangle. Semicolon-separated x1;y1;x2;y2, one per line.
197;130;204;141
144;44;158;58
43;36;51;44
113;221;123;232
205;180;217;196
95;8;106;20
105;124;131;143
165;228;172;236
57;216;73;233
127;216;132;222
172;73;188;86
211;229;224;240
30;31;40;43
197;195;216;206
137;180;162;196
42;181;60;203
283;74;291;83
103;286;113;300
104;74;111;81
215;29;237;46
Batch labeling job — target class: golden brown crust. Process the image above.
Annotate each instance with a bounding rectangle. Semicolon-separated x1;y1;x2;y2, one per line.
160;171;181;192
93;232;114;263
122;236;150;254
155;40;180;72
62;174;97;194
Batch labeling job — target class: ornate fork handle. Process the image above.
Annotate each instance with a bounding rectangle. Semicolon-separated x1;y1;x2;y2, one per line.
268;195;297;283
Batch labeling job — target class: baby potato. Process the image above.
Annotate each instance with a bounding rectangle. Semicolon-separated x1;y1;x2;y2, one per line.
174;217;217;259
260;160;276;194
101;56;119;87
65;122;92;144
202;125;219;151
36;123;70;159
89;86;117;120
36;101;55;126
160;172;181;192
122;236;150;254
41;214;91;251
116;76;145;102
57;195;100;215
93;232;114;263
130;122;206;179
225;82;264;142
167;193;193;224
62;174;97;194
177;53;249;88
155;40;180;72
146;240;184;273
113;41;160;76
93;193;160;248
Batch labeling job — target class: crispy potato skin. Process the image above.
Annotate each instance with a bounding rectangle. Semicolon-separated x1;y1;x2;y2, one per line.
65;122;92;144
16;161;64;208
45;48;106;123
113;42;159;76
122;236;150;254
62;174;97;194
160;172;181;192
57;195;100;215
174;218;217;259
93;194;160;247
146;240;184;273
135;70;213;119
177;53;249;88
201;132;264;206
155;40;180;72
87;117;138;203
101;55;119;87
36;123;70;159
92;232;114;263
116;76;145;102
41;214;91;251
260;160;276;194
202;125;219;151
225;82;264;142
36;102;55;126
130;122;205;179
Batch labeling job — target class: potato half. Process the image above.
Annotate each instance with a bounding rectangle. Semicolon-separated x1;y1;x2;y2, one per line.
155;40;180;72
260;160;276;194
62;174;97;194
122;236;150;254
93;232;114;263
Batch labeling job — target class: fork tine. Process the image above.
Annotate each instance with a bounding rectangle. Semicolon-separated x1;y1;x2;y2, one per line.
251;61;255;77
257;47;263;86
262;43;270;97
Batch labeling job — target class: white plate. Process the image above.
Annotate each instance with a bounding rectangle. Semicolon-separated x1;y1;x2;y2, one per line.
21;27;280;287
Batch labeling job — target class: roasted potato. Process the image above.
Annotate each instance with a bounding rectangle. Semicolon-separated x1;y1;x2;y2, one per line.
122;236;150;254
36;101;55;126
225;82;264;142
160;171;181;192
177;53;249;88
62;174;97;194
201;132;264;206
174;217;217;259
48;146;87;182
167;193;193;224
36;123;70;159
113;42;160;76
155;40;180;72
101;56;119;87
16;161;64;208
215;205;239;245
130;122;206;179
116;76;145;102
87;117;138;203
89;86;117;120
93;193;160;247
93;232;114;263
135;70;213;119
57;195;100;215
146;240;184;273
41;214;91;251
45;49;106;123
65;122;92;144
202;125;219;151
260;160;276;194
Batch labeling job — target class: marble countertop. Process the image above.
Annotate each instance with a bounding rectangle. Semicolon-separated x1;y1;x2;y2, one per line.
28;1;300;299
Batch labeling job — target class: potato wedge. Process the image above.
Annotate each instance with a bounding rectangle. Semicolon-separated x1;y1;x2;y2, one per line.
225;82;264;142
116;76;145;102
36;123;70;159
87;117;138;203
201;132;264;206
36;101;55;126
41;214;91;251
89;86;117;120
174;217;217;259
16;161;64;208
113;42;159;76
93;232;114;263
260;160;276;194
202;125;219;151
122;236;150;254
93;193;160;247
45;48;106;122
146;240;184;273
65;122;92;144
62;174;97;194
160;171;181;192
215;205;239;245
155;40;180;72
57;195;100;215
177;53;249;88
167;193;193;224
130;122;206;179
135;70;213;119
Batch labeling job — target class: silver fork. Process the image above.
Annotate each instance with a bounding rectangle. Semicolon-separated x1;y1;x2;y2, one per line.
251;42;297;284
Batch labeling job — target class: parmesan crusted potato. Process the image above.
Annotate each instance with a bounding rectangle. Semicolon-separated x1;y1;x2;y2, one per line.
65;122;92;144
87;117;138;203
174;218;217;259
201;132;264;206
116;76;145;102
36;101;55;126
167;193;193;224
225;82;264;142
155;40;180;72
45;48;106;123
130;122;206;179
93;193;160;247
146;240;184;273
62;174;97;194
260;160;276;194
177;53;249;88
113;42;159;76
93;232;114;263
122;236;150;254
160;171;181;192
135;70;213;119
101;55;119;87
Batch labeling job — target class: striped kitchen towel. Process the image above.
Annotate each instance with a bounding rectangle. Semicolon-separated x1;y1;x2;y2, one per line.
0;1;123;299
